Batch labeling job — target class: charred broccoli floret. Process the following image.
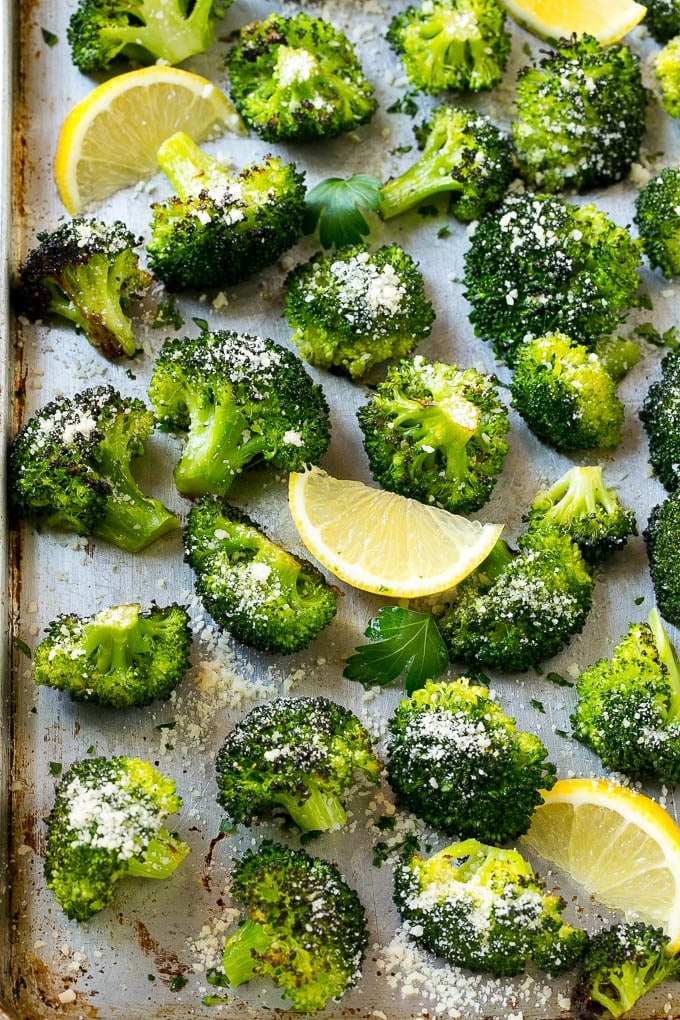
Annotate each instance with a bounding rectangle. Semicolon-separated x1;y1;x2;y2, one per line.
655;36;680;118
14;218;151;360
147;132;305;291
645;490;680;626
643;0;680;42
386;678;556;842
635;167;680;278
9;386;178;553
640;349;680;491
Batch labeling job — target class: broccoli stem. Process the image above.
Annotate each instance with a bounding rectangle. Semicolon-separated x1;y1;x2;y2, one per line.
275;782;347;832
592;956;675;1018
49;253;138;358
156;131;229;200
221;920;275;987
649;608;680;719
99;0;218;66
380;149;461;220
174;397;268;497
475;537;514;584
542;466;616;524
127;830;190;879
83;604;140;674
382;393;479;482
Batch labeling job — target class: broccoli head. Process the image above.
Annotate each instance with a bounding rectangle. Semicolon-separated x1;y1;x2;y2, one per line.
655;36;680;118
635;167;680;278
643;0;680;42
9;386;179;553
215;695;381;832
386;0;510;95
184;496;337;654
463;192;643;366
148;329;330;497
211;839;368;1011
357;354;510;514
45;756;189;920
32;602;191;708
379;105;513;223
640;349;680;491
394;838;587;977
645;490;680;626
225;12;377;142
147;131;305;291
386;678;556;842
512;35;647;193
284;243;435;378
14;218;151;360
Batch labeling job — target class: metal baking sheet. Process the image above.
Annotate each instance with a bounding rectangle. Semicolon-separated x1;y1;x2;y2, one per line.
4;0;680;1016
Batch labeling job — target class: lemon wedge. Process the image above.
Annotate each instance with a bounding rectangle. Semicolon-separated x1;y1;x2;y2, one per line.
501;0;647;44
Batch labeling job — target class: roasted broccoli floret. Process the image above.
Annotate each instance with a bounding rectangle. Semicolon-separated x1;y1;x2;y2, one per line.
283;243;435;378
463;192;643;366
571;609;680;784
67;0;230;72
640;349;680;490
357;354;509;514
512;35;647;193
45;756;189;920
225;12;376;142
147;131;305;291
210;840;368;1011
510;334;638;452
571;922;680;1019
215;696;381;832
655;36;680;118
437;527;594;671
386;678;556;842
525;466;637;563
14;218;151;360
646;490;680;626
33;602;191;708
148;329;330;498
184;496;337;654
378;105;513;223
394;839;587;977
386;0;510;95
643;0;680;42
9;386;178;553
635;167;680;278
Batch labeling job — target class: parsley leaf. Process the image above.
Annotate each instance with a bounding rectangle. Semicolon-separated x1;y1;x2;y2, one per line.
343;607;449;694
303;175;381;249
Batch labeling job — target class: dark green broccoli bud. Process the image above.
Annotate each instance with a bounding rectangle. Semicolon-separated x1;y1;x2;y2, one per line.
525;465;637;563
640;349;680;491
643;0;680;42
635;167;680;278
571;922;680;1019
45;756;189;920
215;696;381;831
147;131;306;291
394;839;587;977
225;12;376;142
184;496;337;654
646;490;680;626
463;192;643;366
571;609;680;784
13;218;151;359
437;527;594;671
386;678;556;842
32;603;191;708
386;0;510;95
379;105;513;223
512;35;647;193
9;386;179;553
214;840;368;1011
655;37;680;118
67;0;230;73
148;329;330;497
357;354;509;514
284;243;435;378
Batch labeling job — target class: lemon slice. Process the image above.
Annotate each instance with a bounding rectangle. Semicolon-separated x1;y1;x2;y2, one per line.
522;778;680;948
501;0;647;44
54;67;246;215
288;466;503;598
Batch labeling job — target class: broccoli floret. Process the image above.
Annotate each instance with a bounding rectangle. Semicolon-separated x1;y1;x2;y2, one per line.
641;349;680;491
184;496;337;654
378;105;513;223
215;696;381;832
643;0;680;42
386;0;510;95
571;922;680;1019
646;491;680;626
14;218;151;360
525;466;637;563
32;603;191;708
394;838;587;977
225;12;376;142
9;386;179;553
571;609;680;784
212;840;368;1011
437;527;594;671
512;35;647;193
463;192;643;366
386;678;556;842
148;329;330;498
67;0;229;72
147;131;305;291
655;36;680;118
357;354;509;514
45;756;189;920
283;243;435;378
635;167;680;278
